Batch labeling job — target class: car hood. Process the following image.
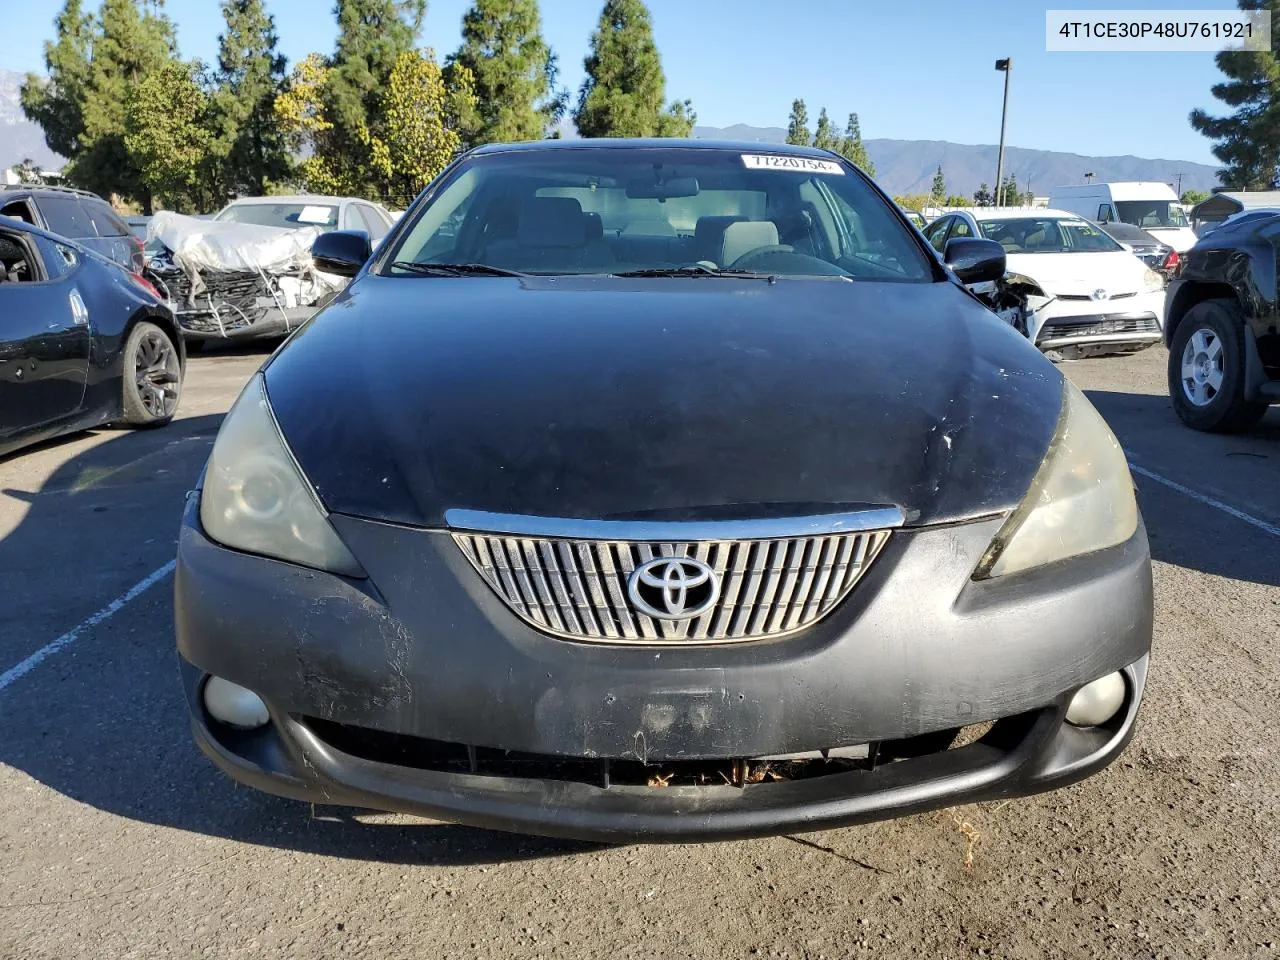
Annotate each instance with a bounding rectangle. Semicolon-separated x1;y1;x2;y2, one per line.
1004;251;1152;297
264;275;1064;529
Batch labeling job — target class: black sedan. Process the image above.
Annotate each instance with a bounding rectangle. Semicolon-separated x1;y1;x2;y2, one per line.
176;139;1153;843
1;218;184;459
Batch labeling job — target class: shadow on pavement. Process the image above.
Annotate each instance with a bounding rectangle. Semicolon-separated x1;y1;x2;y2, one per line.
0;413;592;867
1085;388;1279;588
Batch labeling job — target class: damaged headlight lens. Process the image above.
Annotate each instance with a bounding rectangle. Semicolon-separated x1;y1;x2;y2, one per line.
1142;268;1165;292
200;375;364;577
975;381;1137;579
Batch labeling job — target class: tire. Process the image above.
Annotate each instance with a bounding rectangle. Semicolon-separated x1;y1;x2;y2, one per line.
1167;299;1269;433
122;321;183;427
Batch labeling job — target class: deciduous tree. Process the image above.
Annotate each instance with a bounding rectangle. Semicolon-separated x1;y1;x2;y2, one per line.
124;59;216;210
449;0;565;144
1180;189;1211;206
20;0;93;161
574;0;695;138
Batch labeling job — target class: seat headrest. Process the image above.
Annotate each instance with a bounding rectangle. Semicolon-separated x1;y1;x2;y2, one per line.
720;221;779;266
693;215;745;261
517;197;586;247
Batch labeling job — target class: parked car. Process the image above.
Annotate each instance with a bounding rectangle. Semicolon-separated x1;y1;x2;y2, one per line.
145;196;394;348
0;184;145;272
176;139;1152;844
1096;220;1178;277
924;208;1166;358
0;218;184;458
1048;181;1198;252
212;195;395;245
900;208;927;229
1163;212;1280;432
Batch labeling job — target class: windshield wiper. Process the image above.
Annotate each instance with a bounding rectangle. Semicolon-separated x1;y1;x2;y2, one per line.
611;265;775;279
388;261;525;277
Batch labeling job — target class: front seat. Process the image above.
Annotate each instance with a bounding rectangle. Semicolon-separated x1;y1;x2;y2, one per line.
720;221;781;267
485;197;609;272
693;216;745;263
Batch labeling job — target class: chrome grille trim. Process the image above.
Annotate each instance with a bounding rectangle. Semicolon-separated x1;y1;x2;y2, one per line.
452;520;893;645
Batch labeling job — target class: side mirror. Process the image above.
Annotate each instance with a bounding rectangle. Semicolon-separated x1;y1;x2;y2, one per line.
944;237;1006;285
312;230;371;277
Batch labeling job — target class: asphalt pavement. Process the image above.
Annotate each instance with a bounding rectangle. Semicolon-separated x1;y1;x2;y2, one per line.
0;341;1277;960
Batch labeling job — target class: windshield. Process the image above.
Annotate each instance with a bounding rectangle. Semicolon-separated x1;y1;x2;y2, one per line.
382;148;933;281
1114;200;1189;229
978;217;1124;254
215;202;339;231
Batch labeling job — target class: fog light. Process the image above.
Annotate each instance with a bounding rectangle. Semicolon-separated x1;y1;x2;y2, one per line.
1065;672;1126;727
203;676;270;729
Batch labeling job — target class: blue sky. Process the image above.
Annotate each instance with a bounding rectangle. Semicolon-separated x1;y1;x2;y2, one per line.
4;0;1243;165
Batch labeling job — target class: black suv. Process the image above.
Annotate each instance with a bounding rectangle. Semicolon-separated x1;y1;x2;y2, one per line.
0;184;144;272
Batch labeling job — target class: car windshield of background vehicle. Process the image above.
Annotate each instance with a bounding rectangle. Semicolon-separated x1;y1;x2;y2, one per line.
1114;200;1190;229
383;149;934;281
215;203;339;231
978;217;1124;254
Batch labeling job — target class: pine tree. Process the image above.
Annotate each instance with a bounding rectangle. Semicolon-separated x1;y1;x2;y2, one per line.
449;0;565;145
834;113;872;174
574;0;695;138
931;165;946;204
20;0;94;161
76;0;178;208
999;174;1022;206
1190;1;1280;189
812;108;838;151
214;0;290;197
785;99;810;146
973;183;993;206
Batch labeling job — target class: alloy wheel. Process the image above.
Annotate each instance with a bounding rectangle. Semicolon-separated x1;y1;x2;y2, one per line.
134;330;180;419
1180;327;1224;408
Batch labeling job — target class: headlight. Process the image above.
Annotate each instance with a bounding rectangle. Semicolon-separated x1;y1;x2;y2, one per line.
200;376;364;576
975;381;1137;578
1142;267;1164;292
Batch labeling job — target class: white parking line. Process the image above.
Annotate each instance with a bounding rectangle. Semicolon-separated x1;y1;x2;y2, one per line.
0;561;176;693
1129;461;1280;538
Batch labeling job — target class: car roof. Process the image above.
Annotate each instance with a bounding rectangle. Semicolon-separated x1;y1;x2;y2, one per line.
223;195;353;206
954;207;1082;220
0;183;104;201
469;137;841;160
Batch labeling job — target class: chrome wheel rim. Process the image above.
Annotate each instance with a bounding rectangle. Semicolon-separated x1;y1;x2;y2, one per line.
134;330;180;418
1180;327;1223;408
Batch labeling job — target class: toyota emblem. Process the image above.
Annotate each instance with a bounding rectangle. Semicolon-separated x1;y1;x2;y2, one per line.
627;556;720;620
1090;288;1108;301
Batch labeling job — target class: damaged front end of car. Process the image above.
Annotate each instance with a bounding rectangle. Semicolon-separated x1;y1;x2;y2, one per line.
144;212;347;342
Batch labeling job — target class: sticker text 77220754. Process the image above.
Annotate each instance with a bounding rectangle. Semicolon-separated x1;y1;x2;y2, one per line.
741;154;845;175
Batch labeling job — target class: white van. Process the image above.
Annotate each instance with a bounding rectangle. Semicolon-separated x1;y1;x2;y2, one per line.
1048;182;1199;252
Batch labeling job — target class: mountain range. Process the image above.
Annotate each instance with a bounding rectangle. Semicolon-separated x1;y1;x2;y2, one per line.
0;69;1219;197
691;124;1219;197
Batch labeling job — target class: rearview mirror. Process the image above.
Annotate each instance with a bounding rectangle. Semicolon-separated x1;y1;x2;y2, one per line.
625;176;699;200
312;230;372;277
943;237;1006;285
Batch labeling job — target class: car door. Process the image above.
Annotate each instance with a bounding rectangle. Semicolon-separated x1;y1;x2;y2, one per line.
922;216;953;254
0;230;91;437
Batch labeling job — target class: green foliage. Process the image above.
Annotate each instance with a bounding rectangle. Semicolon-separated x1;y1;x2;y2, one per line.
214;0;290;197
1181;189;1211;206
973;183;994;206
124;59;216;210
944;194;969;207
1190;1;1280;189
998;174;1029;206
75;0;178;207
930;165;946;203
834;113;872;174
450;0;566;145
9;159;46;185
894;193;931;212
812;108;838;151
20;0;93;160
786;99;810;146
574;0;695;138
367;50;475;198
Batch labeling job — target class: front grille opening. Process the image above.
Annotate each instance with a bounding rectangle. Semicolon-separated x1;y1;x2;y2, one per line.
301;715;1026;790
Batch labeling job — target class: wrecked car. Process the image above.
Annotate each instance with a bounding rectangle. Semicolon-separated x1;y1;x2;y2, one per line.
925;209;1166;359
176;139;1152;844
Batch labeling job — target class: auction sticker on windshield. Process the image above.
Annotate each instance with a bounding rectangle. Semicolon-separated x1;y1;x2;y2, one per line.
741;154;845;174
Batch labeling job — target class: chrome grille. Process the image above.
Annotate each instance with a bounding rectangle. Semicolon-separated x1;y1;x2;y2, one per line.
453;528;891;644
1038;314;1160;342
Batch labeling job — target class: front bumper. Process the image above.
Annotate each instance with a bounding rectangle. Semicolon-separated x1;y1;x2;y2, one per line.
179;304;319;341
1028;290;1165;352
175;498;1154;843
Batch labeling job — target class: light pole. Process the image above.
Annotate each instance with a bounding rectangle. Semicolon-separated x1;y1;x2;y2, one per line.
994;58;1011;205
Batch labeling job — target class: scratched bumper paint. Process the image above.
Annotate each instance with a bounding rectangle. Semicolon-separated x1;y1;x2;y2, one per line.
175;496;1153;842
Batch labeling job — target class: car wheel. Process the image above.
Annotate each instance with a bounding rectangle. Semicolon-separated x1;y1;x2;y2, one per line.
1168;299;1268;433
122;321;183;427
